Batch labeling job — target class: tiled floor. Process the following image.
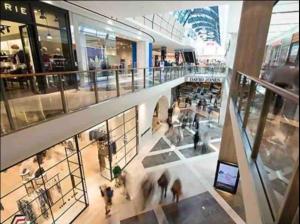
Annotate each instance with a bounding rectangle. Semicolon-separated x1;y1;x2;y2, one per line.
179;146;214;159
150;138;171;152
162;192;235;224
142;151;180;168
120;210;159;224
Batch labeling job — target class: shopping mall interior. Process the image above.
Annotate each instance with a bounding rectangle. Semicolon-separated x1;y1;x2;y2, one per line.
0;1;299;224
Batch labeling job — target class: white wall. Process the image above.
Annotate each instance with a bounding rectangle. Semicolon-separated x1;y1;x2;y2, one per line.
1;78;183;170
138;92;171;146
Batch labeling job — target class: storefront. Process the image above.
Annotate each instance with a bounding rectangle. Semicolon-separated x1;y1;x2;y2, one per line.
72;14;137;71
0;1;76;93
0;106;138;223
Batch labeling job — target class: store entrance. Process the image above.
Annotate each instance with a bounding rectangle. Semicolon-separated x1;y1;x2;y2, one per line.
0;20;37;93
152;96;169;133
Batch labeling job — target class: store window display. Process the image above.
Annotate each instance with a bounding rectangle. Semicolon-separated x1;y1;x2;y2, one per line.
0;138;87;224
78;107;138;181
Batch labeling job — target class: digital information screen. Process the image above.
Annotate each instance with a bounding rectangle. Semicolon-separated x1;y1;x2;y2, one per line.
214;160;240;194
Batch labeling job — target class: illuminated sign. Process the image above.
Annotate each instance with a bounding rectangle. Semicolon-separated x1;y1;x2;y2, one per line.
1;1;31;23
214;160;240;194
3;2;27;15
186;76;224;83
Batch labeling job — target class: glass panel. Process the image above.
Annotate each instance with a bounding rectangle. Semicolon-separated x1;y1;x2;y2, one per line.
33;8;67;29
153;68;161;85
96;70;117;102
119;71;132;95
126;147;137;162
238;77;251;120
126;128;136;142
78;122;107;149
37;26;73;72
125;117;136;132
245;84;266;145
65;71;96;112
258;96;299;215
109;125;124;142
145;68;154;88
133;68;144;91
108;113;124;131
124;107;136;122
0;100;11;134
6;73;64;129
126;137;137;152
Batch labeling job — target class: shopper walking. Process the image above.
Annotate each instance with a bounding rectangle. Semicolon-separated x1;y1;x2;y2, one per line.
100;185;114;216
193;113;199;127
120;170;131;200
193;131;200;150
141;176;155;210
157;170;170;200
171;179;182;203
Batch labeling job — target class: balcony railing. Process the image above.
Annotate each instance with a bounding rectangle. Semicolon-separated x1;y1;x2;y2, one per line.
231;71;299;223
0;65;226;135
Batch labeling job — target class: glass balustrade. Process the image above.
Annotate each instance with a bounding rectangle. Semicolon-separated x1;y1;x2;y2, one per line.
232;71;299;221
0;65;226;135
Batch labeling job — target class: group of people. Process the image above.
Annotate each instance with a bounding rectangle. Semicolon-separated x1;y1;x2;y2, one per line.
100;166;131;216
141;170;182;210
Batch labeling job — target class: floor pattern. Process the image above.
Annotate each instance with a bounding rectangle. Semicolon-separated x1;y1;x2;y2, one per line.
162;192;235;224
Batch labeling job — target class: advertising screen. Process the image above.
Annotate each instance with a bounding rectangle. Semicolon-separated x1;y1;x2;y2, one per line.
214;160;239;194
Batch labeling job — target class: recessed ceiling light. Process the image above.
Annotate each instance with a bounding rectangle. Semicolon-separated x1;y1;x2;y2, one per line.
107;20;113;25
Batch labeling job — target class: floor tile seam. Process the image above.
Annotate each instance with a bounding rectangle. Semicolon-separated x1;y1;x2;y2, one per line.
148;148;175;155
186;163;246;224
175;149;219;162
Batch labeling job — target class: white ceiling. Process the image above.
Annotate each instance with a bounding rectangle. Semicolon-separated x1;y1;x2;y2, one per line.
71;1;233;19
267;1;299;43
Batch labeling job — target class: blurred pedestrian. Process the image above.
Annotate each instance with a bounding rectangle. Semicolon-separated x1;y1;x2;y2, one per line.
193;113;199;127
100;185;114;216
171;179;182;203
141;176;155;210
120;170;131;200
193;131;200;150
113;165;122;187
157;170;170;200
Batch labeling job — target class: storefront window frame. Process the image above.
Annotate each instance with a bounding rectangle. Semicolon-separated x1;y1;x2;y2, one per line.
0;137;88;224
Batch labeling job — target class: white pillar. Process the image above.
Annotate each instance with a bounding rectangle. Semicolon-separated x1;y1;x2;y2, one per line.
137;41;149;69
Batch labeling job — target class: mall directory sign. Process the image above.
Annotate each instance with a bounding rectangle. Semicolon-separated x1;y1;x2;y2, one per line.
213;160;240;194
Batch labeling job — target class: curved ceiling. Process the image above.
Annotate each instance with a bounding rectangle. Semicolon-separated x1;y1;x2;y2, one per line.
174;6;221;45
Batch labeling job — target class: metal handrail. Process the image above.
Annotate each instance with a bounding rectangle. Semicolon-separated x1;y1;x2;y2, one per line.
237;71;299;104
0;65;226;79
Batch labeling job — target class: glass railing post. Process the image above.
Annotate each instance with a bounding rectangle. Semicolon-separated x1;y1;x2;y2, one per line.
242;81;257;128
0;78;15;130
58;74;68;113
159;68;162;83
152;68;155;85
92;71;99;103
131;69;135;92
115;70;120;97
143;68;146;88
251;89;273;159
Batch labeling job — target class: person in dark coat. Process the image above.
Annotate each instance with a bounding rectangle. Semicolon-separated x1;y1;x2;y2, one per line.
193;131;200;150
157;170;170;200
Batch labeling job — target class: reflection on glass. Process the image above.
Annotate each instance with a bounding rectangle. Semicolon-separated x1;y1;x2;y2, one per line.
245;84;266;145
258;96;299;216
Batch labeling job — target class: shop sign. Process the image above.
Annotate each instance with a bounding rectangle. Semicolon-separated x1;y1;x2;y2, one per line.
1;1;31;23
186;76;224;83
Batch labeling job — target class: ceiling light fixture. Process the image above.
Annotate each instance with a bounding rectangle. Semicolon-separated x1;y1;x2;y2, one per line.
46;32;53;40
107;20;113;25
40;10;46;19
